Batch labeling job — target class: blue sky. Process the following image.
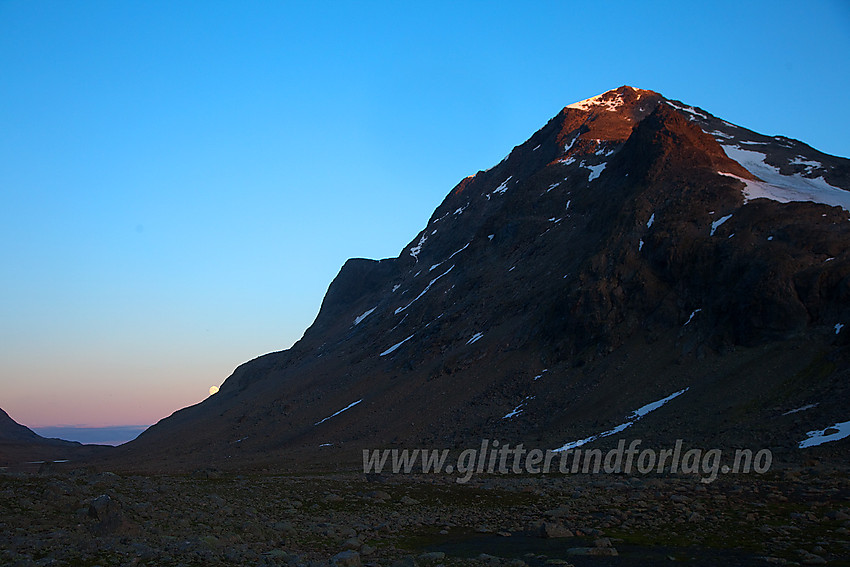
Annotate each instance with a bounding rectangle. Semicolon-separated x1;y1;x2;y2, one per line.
1;1;848;428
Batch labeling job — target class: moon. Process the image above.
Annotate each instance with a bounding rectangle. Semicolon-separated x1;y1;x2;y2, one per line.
209;386;220;395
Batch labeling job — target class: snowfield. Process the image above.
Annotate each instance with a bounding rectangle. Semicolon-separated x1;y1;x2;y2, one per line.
720;145;850;212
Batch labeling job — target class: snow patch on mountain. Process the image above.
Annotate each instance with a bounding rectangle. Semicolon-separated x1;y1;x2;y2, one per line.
430;243;470;272
493;176;513;195
553;388;689;451
629;388;689;419
503;396;535;419
782;403;818;416
314;399;363;425
799;420;850;448
466;332;484;345
584;161;607;182
431;211;450;224
449;242;470;260
380;335;414;357
719;145;850;212
395;265;454;314
665;100;708;120
709;130;733;140
567;91;625;112
790;156;822;171
409;233;427;261
710;214;733;236
683;309;702;327
353;307;377;326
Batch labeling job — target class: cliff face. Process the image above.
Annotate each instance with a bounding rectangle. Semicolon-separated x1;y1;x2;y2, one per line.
111;87;850;471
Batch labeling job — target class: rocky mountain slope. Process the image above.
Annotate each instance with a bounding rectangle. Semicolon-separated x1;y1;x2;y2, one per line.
110;86;850;471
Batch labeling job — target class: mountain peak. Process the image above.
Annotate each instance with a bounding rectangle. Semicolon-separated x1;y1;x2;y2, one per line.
548;87;666;163
565;85;658;112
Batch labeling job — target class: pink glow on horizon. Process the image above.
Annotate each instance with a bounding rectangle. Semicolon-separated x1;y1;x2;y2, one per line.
8;387;210;429
3;355;235;429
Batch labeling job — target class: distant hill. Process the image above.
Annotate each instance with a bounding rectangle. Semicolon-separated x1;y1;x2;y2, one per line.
0;407;42;443
0;407;112;466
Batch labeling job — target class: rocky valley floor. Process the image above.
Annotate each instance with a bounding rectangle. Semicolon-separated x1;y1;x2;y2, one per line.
2;462;850;566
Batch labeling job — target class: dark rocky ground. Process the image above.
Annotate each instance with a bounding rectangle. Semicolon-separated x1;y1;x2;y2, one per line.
2;462;849;566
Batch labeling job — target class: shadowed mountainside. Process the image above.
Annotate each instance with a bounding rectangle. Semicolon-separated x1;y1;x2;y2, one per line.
105;87;850;472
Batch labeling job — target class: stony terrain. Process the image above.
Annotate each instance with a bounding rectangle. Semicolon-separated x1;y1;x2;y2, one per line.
2;463;849;566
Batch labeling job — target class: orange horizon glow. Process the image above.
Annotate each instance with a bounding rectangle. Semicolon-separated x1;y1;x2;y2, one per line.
7;391;201;429
3;352;238;429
